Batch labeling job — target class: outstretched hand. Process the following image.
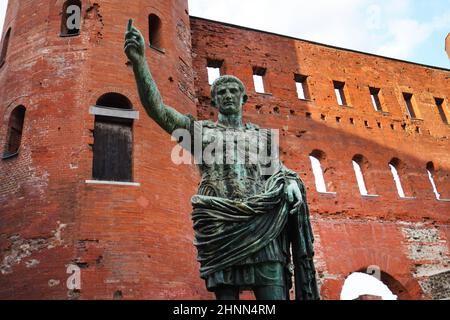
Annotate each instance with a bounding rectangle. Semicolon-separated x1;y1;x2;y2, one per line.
124;19;146;65
286;180;303;214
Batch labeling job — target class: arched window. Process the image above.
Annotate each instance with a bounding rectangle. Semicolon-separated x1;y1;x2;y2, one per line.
426;162;441;200
148;14;163;50
352;154;375;196
92;93;133;182
61;0;81;37
0;28;11;67
389;158;407;198
309;150;334;193
3;105;26;159
96;92;133;110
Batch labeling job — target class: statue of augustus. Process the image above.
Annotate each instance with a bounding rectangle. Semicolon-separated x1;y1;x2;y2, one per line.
124;19;319;300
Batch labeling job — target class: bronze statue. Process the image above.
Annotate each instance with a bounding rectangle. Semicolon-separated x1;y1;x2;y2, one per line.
124;19;319;300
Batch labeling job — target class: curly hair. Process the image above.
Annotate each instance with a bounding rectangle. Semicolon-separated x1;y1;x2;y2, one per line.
210;75;248;107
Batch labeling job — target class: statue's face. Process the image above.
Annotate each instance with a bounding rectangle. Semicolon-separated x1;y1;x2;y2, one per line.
215;82;244;116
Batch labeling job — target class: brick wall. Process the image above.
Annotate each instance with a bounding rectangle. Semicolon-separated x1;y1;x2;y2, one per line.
0;1;449;300
190;17;450;300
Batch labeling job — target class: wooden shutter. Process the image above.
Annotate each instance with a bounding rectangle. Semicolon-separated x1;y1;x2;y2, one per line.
92;117;132;182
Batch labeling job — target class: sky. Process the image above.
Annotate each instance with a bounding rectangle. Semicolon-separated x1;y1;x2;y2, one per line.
0;0;449;69
188;0;450;69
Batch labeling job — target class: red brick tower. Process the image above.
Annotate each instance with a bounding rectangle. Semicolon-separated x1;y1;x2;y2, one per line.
0;0;206;299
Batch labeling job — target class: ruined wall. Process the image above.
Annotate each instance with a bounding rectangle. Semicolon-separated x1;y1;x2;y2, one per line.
190;17;450;300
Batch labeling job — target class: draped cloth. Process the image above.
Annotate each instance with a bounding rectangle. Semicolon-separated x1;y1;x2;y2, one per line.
191;166;320;300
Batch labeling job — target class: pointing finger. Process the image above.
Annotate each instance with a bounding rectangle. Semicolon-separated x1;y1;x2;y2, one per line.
127;18;133;32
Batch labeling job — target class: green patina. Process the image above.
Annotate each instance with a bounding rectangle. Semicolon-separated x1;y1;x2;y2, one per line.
124;19;319;300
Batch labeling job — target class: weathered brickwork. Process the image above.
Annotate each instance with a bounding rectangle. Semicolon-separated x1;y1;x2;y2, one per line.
0;0;448;299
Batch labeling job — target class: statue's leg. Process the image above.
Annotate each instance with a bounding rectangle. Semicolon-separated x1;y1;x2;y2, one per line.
214;286;240;300
253;285;286;300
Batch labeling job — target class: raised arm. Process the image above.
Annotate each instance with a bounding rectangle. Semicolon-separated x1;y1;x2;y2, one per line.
124;19;191;134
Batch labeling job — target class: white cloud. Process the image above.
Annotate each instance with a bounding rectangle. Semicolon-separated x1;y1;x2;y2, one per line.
189;0;450;67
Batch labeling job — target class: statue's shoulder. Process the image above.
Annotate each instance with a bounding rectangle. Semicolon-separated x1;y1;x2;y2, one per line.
245;122;260;131
192;120;262;131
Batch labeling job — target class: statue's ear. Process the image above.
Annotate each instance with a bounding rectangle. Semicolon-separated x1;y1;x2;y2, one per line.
242;94;248;104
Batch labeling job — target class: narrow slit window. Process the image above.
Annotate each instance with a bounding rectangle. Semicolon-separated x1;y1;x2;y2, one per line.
149;14;163;50
334;81;347;106
403;93;416;119
389;159;406;198
253;67;266;94
0;28;11;67
435;98;449;125
61;1;81;37
3;105;26;159
92;93;134;182
352;160;368;196
370;87;382;112
426;162;441;200
294;74;309;100
310;155;327;193
207;59;223;85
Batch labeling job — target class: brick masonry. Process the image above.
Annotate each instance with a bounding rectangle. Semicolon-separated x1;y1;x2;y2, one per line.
0;0;449;299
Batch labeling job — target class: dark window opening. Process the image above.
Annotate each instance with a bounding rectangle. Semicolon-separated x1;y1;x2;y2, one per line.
92;93;134;182
333;81;348;106
61;0;81;37
3;105;26;159
96;93;133;110
92;116;133;182
435;98;448;124
0;28;11;67
403;92;416;119
370;87;382;112
149;14;163;50
294;74;310;100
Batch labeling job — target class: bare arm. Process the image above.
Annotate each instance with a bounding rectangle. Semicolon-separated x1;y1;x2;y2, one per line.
124;19;191;134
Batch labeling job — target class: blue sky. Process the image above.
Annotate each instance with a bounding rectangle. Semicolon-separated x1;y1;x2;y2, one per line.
0;0;449;68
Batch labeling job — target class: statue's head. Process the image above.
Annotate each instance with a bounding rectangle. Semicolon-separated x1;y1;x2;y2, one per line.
211;75;248;116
